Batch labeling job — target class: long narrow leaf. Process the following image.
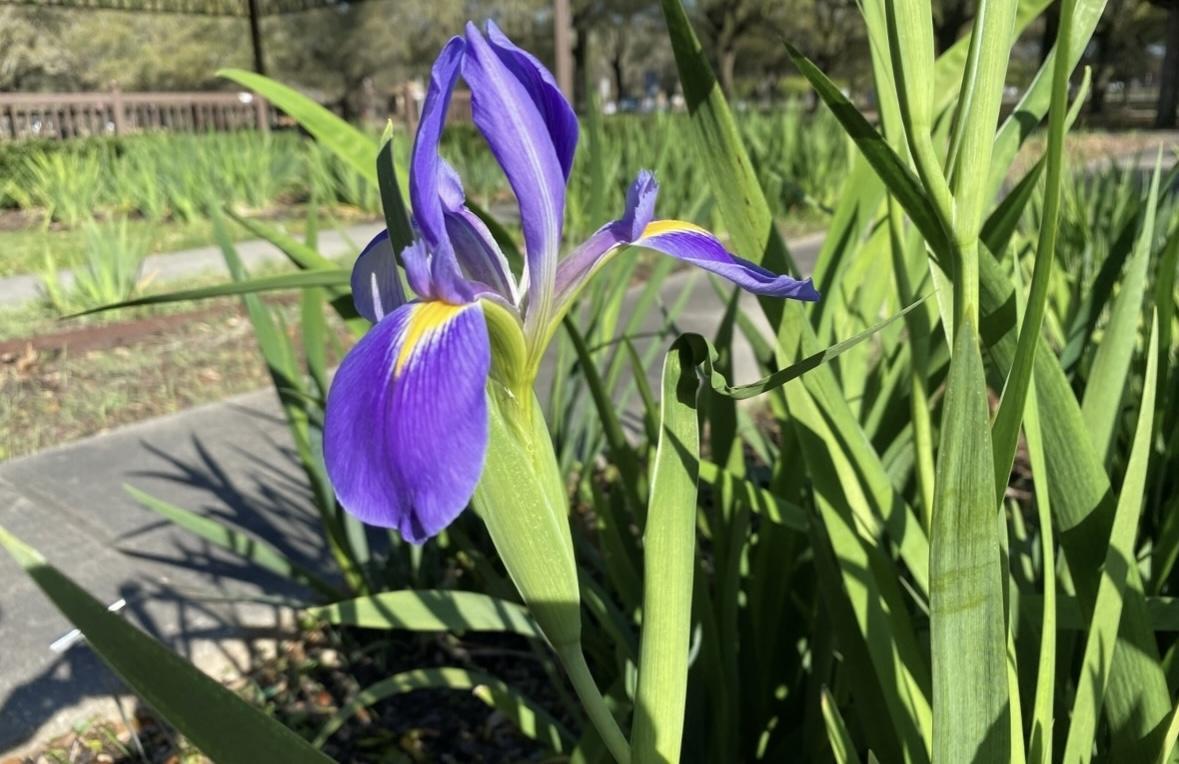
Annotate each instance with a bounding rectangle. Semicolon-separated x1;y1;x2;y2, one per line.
631;338;700;764
70;269;350;317
1063;313;1161;762
312;668;571;752
990;0;1078;499
126;486;337;597
782;42;947;257
931;321;1009;762
219;69;378;184
0;525;331;764
1081;151;1164;461
305;590;541;639
821;686;864;764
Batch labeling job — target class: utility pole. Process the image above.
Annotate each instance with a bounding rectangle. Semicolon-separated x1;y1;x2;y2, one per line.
246;0;266;75
554;0;574;101
246;0;269;131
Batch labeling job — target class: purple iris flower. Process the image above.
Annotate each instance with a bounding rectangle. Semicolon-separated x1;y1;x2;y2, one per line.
324;21;819;543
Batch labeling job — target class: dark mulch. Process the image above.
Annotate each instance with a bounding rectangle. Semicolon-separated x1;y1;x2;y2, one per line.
10;624;573;764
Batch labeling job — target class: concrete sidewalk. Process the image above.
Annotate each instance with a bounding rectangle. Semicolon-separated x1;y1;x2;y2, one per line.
0;232;822;756
0;222;385;308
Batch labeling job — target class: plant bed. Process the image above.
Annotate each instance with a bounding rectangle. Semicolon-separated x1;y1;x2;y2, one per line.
8;623;569;764
0;298;349;461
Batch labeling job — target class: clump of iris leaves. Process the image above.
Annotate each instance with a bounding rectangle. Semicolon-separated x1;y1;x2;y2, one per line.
3;0;1179;761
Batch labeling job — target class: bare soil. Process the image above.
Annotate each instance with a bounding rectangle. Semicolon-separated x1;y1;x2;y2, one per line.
0;305;282;461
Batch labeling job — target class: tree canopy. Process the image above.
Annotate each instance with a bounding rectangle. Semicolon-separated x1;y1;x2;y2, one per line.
0;0;1174;126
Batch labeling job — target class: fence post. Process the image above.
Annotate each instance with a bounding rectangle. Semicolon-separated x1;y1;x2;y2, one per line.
402;82;418;133
254;95;269;133
111;84;127;135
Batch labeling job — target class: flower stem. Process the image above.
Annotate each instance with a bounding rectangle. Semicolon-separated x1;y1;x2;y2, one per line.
558;644;631;764
957;237;980;331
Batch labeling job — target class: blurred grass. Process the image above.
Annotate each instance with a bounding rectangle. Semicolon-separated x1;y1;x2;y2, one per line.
0;109;851;280
0;206;373;278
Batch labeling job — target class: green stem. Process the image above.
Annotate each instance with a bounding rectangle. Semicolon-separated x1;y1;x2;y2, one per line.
956;237;980;333
912;132;957;238
558;645;632;764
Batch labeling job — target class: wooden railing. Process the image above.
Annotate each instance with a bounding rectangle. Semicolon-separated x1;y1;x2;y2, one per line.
0;89;272;140
0;83;476;141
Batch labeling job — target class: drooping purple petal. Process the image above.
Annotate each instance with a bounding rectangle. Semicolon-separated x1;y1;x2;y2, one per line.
438;160;518;301
351;229;406;323
324;300;491;542
484;19;578;180
462;21;566;333
636;221;820;300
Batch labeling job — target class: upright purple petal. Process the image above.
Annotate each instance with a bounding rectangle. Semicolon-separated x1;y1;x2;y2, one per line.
462;21;566;335
619;170;659;240
351;229;406;323
406;36;477;306
411;36;465;253
324;301;491;542
484;19;578;179
553;171;658;310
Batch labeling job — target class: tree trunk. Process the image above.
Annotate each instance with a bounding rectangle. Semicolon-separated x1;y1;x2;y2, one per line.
933;3;971;53
1156;0;1179;128
1039;0;1060;64
573;21;589;112
719;47;737;97
1090;78;1108;115
1089;27;1113;115
611;51;626;102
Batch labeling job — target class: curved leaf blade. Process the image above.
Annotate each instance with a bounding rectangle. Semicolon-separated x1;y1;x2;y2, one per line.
632;339;700;764
0;525;331;764
219;68;378;184
305;590;542;639
312;667;571;752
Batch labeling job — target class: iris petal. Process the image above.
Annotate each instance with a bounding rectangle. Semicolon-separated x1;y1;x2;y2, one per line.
324;300;491;542
408;36;472;304
351;230;406;323
438;160;518;300
410;36;464;254
554;170;819;318
462;21;566;334
553;171;658;305
483;19;578;180
634;222;820;300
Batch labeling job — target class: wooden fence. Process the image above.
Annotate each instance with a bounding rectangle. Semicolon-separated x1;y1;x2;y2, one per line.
0;90;272;140
1;84;475;141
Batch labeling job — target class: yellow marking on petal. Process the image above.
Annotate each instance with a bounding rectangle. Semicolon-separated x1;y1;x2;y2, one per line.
641;219;709;238
395;301;466;376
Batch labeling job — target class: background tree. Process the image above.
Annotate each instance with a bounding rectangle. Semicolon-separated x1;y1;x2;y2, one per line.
64;12;250;91
1086;0;1167;115
933;0;974;52
0;8;73;90
265;2;464;119
1152;0;1179;127
694;0;772;96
